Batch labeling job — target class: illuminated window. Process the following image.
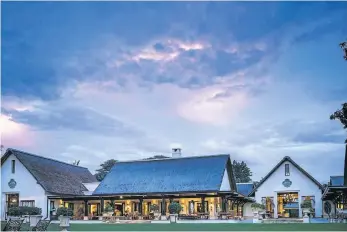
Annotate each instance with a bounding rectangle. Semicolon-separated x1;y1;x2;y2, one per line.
21;200;35;207
285;164;290;176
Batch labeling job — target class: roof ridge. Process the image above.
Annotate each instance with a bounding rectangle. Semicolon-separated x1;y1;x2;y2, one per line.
116;154;230;164
8;148;89;169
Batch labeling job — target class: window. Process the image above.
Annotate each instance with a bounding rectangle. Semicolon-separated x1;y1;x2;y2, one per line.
285;164;290;176
11;160;15;174
21;200;35;207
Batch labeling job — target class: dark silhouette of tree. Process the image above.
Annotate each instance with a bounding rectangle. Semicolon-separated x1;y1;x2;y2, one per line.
72;160;80;166
0;145;4;156
339;41;347;60
232;160;252;183
143;155;170;160
95;159;117;181
330;102;347;186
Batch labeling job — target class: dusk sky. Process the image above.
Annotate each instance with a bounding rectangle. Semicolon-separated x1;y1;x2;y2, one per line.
1;2;347;182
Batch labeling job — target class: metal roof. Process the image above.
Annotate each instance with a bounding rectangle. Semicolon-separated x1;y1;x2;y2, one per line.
236;183;254;196
93;154;233;195
330;176;344;186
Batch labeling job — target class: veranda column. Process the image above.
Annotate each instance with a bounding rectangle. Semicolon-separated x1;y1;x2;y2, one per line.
221;196;226;212
84;200;88;220
100;198;104;215
139;198;143;215
201;197;206;213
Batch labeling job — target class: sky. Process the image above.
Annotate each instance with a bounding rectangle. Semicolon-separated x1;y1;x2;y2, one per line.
1;2;347;183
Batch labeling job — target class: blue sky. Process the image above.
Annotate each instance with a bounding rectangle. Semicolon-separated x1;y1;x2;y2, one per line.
1;2;347;182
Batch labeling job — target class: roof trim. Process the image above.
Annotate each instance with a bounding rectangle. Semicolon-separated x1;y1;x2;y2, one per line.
114;154;231;164
248;156;324;196
1;148;90;169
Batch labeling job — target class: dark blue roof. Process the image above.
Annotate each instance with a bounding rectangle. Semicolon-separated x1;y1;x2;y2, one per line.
330;176;344;186
236;183;254;196
93;155;231;195
283;202;299;209
1;149;96;195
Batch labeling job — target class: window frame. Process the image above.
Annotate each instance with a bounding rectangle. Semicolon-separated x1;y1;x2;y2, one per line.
285;164;290;176
11;160;15;174
20;200;35;207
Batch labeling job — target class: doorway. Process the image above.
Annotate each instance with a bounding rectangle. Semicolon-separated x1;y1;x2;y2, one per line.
277;192;299;218
6;194;19;219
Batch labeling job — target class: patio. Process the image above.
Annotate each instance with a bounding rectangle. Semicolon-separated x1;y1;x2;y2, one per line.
2;221;347;231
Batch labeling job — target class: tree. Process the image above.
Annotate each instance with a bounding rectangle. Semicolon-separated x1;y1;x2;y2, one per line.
72;160;80;166
339;41;347;60
232;160;252;183
95;159;117;181
330;102;347;186
143;155;169;160
0;145;4;156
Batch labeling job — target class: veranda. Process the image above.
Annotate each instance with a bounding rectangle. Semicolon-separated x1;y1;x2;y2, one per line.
48;192;253;221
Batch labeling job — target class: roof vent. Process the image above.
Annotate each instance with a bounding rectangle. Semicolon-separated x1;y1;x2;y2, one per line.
172;148;182;158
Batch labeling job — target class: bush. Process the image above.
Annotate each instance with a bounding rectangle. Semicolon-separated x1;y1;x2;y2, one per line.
7;206;42;216
251;202;265;210
8;207;21;216
22;206;42;215
56;207;73;217
104;203;114;212
150;204;160;212
300;200;312;209
168;202;182;214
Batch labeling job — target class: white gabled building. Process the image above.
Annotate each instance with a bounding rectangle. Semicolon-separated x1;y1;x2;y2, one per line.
1;149;98;220
246;156;324;218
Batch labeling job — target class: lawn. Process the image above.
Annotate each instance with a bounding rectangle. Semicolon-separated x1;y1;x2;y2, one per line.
2;222;347;231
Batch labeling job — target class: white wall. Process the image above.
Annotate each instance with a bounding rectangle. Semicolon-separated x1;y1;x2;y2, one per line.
243;202;253;218
219;169;231;191
254;160;323;218
1;154;48;220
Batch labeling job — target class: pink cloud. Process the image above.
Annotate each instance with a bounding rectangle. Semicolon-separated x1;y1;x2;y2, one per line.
0;114;35;148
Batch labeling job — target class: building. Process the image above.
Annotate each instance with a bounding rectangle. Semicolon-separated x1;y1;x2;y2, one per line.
1;148;345;220
1;149;98;220
246;156;325;218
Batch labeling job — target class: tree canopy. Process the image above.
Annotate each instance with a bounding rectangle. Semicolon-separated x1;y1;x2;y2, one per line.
95;159;117;181
232;160;252;183
330;102;347;143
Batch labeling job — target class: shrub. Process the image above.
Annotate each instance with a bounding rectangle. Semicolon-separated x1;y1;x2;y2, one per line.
150;204;160;212
56;207;73;217
251;202;265;210
104;203;114;212
8;207;21;216
21;206;42;215
7;206;42;216
168;202;182;214
300;200;312;209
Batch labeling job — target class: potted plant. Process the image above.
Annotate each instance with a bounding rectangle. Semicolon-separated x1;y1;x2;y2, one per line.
25;207;42;227
150;204;160;220
300;200;312;217
168;202;182;223
103;203;114;217
7;207;21;220
56;207;73;231
251;202;265;223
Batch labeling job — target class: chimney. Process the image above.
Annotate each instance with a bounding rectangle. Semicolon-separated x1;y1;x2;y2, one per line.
172;148;182;158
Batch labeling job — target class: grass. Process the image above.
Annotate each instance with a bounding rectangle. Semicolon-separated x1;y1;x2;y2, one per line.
1;222;347;231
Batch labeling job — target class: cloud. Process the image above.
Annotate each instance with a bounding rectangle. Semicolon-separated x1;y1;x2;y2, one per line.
2;2;346;180
0;114;35;147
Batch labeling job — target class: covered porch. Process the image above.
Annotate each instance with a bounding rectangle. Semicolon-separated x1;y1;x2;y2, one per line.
48;191;251;221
